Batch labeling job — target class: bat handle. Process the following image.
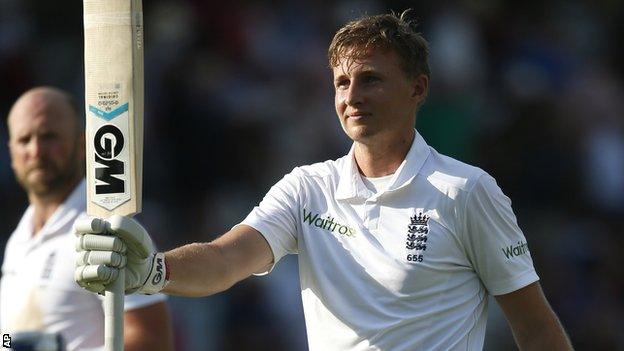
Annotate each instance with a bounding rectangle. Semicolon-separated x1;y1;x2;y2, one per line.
105;268;125;351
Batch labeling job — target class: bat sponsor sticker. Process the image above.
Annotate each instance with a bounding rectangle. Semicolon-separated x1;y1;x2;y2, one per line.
87;87;132;210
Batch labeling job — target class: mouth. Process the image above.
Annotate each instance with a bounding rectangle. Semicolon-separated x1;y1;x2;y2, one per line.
27;168;48;177
346;112;371;120
27;164;52;175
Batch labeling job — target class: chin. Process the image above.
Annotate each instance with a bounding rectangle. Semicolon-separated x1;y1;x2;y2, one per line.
25;179;51;194
344;125;377;142
23;173;63;195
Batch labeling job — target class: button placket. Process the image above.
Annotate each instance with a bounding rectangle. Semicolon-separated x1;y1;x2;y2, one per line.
364;197;381;230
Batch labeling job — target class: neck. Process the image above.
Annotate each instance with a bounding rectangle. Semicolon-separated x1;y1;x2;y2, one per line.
28;177;80;235
354;130;415;177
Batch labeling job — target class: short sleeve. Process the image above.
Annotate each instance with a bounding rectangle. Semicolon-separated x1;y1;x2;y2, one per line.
239;169;301;272
462;174;539;295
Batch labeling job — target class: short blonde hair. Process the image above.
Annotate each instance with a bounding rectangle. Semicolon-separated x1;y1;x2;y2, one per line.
328;10;430;79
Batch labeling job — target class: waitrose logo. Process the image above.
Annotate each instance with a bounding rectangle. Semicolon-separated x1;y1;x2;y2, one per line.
501;241;530;259
303;209;356;237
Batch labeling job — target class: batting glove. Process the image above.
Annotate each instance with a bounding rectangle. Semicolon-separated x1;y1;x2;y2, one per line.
74;215;168;295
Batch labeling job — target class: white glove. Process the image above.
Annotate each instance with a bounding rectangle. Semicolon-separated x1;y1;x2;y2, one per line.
74;215;168;295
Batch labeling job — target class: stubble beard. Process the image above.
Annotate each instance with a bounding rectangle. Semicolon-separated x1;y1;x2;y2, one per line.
17;146;82;199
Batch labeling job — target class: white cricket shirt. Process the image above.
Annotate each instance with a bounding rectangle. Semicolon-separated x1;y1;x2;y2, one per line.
242;132;539;351
0;180;166;351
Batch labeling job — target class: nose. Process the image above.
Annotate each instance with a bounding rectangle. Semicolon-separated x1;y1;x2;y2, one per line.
345;82;364;107
28;137;45;159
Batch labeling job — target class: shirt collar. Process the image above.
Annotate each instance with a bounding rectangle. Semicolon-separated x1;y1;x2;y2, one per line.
335;131;430;201
16;179;86;243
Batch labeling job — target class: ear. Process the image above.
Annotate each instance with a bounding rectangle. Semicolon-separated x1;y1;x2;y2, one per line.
410;74;429;103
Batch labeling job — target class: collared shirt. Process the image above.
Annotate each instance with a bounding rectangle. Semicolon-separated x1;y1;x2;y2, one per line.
241;132;539;351
0;180;165;351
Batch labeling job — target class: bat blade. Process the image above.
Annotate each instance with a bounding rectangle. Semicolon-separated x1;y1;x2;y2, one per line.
83;1;143;350
84;0;143;218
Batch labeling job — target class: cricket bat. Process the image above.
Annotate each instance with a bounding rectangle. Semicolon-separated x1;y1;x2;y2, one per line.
83;1;144;350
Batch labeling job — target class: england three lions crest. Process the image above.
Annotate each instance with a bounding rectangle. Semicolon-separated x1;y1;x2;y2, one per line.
405;211;429;263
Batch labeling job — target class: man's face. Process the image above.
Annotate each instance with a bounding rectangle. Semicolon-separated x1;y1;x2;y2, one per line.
8;92;84;197
333;48;427;144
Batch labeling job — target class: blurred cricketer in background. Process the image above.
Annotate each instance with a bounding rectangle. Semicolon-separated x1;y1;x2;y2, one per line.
2;87;173;351
75;11;574;351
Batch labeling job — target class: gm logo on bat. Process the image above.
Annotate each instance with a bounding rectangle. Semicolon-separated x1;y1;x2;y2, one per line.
89;103;132;210
94;124;125;194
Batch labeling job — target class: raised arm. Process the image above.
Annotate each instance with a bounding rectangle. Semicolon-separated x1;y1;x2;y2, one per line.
74;216;273;298
163;224;273;297
495;282;573;350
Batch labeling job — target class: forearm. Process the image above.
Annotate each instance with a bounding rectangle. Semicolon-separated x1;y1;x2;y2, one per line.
161;225;274;297
497;283;573;351
513;310;573;351
162;242;235;297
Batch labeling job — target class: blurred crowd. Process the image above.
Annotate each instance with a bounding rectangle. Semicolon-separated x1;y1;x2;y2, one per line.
1;0;623;350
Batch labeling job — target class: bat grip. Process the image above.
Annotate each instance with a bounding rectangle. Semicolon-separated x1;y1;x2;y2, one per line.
105;268;125;351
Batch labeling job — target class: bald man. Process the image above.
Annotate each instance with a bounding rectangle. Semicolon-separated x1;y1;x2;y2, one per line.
2;87;173;351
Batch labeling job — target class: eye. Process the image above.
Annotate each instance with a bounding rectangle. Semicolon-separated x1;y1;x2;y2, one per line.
40;132;57;141
362;75;380;84
334;78;349;89
17;135;31;145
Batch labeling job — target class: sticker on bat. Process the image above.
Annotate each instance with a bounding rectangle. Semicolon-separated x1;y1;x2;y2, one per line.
88;102;132;210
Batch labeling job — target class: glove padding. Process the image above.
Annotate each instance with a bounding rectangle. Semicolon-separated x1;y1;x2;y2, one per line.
74;215;168;295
